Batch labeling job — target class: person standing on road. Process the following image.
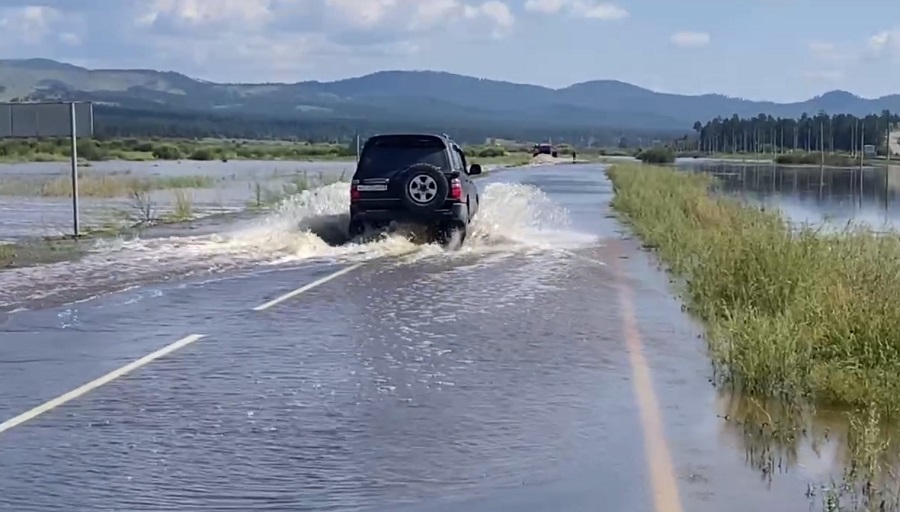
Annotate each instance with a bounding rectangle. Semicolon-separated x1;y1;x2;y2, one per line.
572;151;577;163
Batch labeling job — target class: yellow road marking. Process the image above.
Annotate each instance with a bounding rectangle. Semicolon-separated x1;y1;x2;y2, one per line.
615;259;684;512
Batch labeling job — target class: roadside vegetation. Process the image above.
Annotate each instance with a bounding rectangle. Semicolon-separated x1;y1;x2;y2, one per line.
0;171;215;198
608;163;900;416
0;137;612;165
0;137;360;163
0;238;88;269
608;163;900;509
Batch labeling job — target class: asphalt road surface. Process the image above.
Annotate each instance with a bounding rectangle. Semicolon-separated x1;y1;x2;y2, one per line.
0;164;832;511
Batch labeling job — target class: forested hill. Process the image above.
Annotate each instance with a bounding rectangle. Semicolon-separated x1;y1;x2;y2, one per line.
2;58;899;143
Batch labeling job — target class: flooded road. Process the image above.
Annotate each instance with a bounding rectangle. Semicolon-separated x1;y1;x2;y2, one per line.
0;163;855;511
0;160;355;241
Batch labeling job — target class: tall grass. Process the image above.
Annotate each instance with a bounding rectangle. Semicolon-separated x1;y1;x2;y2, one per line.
0;244;14;267
170;190;194;221
607;164;900;417
0;173;215;198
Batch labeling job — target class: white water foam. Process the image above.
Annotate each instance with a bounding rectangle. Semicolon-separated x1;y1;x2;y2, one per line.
0;180;593;308
183;180;590;263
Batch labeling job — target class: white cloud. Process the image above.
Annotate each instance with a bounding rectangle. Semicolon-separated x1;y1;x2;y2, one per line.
807;40;835;55
571;1;628;20
467;1;514;27
806;39;854;64
0;6;64;45
867;29;900;59
803;29;900;86
803;69;844;82
0;0;516;81
523;0;566;13
670;31;710;48
524;0;627;20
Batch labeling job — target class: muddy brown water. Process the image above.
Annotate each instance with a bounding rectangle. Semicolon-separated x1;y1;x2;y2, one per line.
0;161;887;511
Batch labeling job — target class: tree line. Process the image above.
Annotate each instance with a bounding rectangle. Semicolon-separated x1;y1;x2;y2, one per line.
90;105;679;147
682;111;900;154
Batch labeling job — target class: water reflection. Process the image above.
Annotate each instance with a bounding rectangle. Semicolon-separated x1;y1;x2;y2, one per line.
679;161;900;229
716;385;900;510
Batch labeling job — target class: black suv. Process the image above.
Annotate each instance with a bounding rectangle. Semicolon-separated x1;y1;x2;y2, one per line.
348;133;482;246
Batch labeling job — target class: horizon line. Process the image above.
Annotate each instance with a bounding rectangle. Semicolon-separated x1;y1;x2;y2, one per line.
1;57;895;104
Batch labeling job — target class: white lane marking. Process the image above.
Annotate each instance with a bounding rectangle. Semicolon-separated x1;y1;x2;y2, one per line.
252;263;365;311
0;334;205;435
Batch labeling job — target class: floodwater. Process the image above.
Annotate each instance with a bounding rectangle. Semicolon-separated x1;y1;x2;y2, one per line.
0;161;886;511
0;160;356;241
678;159;900;229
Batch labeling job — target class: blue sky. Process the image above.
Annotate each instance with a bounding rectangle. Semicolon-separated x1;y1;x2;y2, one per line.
0;0;898;102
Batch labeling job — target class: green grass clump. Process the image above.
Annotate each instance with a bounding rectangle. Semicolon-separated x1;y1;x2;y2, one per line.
775;152;859;167
607;163;900;417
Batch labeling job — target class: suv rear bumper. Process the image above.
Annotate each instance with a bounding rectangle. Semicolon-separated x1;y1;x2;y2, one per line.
350;203;468;228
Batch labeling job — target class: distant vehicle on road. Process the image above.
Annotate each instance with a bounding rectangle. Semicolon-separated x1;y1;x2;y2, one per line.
348;133;482;248
533;143;558;158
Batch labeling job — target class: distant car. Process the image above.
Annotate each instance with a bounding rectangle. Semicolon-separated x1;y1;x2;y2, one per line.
348;133;481;247
533;143;558;158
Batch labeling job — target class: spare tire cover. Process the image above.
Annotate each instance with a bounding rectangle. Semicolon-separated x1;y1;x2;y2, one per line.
399;163;449;213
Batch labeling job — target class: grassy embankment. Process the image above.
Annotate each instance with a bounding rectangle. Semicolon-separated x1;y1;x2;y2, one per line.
608;163;900;507
608;163;900;415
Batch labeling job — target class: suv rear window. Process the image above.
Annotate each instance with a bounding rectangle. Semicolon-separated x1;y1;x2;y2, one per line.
356;137;450;178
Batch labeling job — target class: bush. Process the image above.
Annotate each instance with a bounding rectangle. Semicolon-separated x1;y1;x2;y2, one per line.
152;144;183;160
635;147;675;164
188;147;216;161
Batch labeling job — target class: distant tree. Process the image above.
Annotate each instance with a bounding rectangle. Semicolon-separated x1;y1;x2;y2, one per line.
683;112;900;154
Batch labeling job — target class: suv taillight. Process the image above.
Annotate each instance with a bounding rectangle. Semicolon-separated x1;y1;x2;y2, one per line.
449;178;462;201
350;181;360;202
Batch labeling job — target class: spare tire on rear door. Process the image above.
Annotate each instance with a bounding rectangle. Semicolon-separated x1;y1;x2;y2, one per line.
399;163;449;213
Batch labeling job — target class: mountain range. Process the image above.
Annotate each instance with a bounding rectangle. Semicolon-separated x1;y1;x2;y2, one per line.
1;58;898;134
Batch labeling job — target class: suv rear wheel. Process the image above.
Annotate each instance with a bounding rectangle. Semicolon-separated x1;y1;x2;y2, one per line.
437;221;467;249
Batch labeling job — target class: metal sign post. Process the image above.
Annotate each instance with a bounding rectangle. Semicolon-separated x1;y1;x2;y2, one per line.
0;101;93;237
69;102;79;236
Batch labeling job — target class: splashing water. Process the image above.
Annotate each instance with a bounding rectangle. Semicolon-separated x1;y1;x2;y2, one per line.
0;180;591;308
192;181;586;261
